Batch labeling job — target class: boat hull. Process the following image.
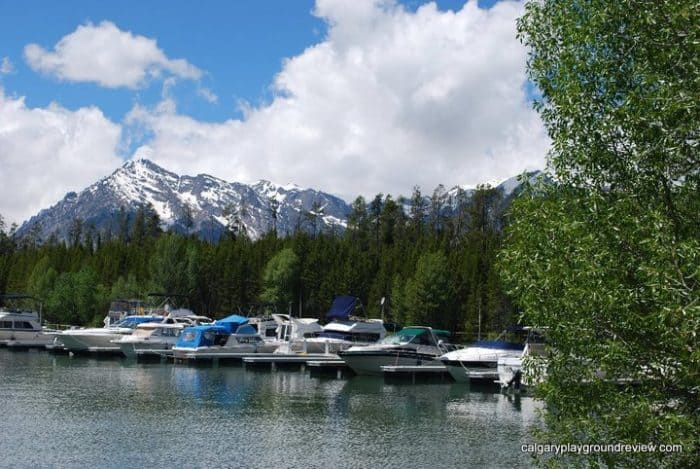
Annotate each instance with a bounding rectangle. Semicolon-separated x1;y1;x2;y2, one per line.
171;342;278;360
118;340;176;358
0;330;56;348
301;338;367;354
57;330;127;353
340;350;440;376
440;346;523;383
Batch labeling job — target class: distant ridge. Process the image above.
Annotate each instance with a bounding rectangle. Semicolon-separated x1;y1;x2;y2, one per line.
17;159;540;242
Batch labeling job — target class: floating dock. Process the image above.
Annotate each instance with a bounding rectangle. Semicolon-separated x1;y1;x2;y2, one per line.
381;364;453;383
306;359;353;379
243;353;340;370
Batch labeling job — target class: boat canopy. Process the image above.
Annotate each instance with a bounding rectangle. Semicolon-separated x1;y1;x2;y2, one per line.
215;314;249;334
114;315;163;328
326;295;358;320
176;325;230;348
235;324;258;335
470;339;524;351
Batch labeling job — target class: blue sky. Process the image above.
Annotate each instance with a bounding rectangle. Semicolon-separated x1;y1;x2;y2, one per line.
1;0;327;122
0;0;545;225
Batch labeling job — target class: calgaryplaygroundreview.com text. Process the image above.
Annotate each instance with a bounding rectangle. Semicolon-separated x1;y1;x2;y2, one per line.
521;443;684;456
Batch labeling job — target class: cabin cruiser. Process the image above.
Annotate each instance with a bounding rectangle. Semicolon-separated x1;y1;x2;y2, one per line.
171;314;278;360
0;294;57;348
56;315;165;354
54;297;199;354
439;326;528;383
114;314;213;358
338;326;455;375
303;296;386;354
247;316;279;340
269;313;323;354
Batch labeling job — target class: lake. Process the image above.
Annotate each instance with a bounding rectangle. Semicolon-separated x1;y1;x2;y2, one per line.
0;348;539;468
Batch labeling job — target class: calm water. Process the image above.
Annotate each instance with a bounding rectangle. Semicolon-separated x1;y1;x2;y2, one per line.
0;349;539;468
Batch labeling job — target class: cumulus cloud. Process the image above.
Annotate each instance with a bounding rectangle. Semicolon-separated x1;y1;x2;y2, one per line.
197;87;218;104
0;89;122;224
1;57;13;75
126;0;548;201
24;21;202;88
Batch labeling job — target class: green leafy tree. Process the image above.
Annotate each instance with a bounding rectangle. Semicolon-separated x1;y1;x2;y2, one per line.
260;248;299;313
500;1;699;467
46;268;103;325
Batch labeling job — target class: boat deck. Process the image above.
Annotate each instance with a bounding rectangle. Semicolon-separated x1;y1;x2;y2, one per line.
243;353;339;369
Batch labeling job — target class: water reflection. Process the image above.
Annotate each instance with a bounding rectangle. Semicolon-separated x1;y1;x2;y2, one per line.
1;349;536;468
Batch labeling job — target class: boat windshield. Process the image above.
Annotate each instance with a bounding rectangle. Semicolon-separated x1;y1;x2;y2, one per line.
112;317;161;329
381;328;434;346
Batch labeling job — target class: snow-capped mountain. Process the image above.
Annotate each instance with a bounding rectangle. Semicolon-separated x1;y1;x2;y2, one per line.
18;159;351;241
16;159;541;242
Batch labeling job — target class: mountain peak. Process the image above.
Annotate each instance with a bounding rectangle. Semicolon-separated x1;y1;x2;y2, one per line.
17;158;538;243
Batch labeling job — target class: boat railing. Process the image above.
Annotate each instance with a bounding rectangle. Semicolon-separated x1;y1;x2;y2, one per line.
42;323;76;331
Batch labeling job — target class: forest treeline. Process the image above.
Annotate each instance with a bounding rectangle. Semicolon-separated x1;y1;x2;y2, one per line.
0;185;514;339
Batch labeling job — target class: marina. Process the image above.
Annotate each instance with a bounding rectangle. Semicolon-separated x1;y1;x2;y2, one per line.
0;347;539;468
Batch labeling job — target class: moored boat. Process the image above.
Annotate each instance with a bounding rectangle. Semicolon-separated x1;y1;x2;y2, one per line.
439;326;528;383
338;326;455;375
268;313;323;354
171;314;278;360
114;314;213;358
303;296;386;354
57;314;165;354
0;294;58;348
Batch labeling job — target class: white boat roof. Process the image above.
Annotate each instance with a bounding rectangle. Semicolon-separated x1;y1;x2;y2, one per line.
323;320;385;333
0;310;40;320
136;322;183;329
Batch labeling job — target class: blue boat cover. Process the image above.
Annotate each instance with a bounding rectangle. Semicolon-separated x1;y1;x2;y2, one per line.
117;315;163;327
470;339;524;351
326;295;358;320
176;325;230;348
215;314;249;334
235;324;257;335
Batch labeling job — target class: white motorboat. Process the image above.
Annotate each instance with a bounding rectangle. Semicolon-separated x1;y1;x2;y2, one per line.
439;326;528;383
55;296;201;354
171;314;279;360
0;294;57;348
114;314;213;358
246;316;279;340
57;314;165;354
338;326;455;375
268;313;323;354
303;296;386;354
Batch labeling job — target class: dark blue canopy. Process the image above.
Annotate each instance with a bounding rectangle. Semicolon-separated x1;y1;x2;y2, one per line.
216;314;249;334
470;340;524;351
236;324;258;335
326;296;358;320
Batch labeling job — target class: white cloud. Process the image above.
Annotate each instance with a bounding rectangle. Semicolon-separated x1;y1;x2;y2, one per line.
24;21;202;88
0;89;122;225
126;0;548;201
197;87;218;104
1;57;13;75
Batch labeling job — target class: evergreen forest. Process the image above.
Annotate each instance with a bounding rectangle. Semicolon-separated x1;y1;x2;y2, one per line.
0;185;512;340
